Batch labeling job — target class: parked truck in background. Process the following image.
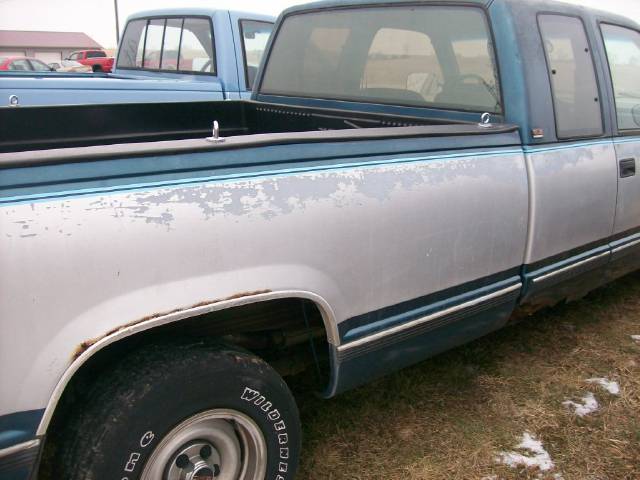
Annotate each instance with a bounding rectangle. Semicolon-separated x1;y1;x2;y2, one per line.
1;0;640;479
65;50;114;73
0;8;274;106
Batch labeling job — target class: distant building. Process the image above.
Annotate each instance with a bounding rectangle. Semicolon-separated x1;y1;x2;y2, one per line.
0;30;103;63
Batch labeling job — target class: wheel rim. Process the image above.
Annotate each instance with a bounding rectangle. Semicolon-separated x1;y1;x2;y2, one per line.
141;409;267;480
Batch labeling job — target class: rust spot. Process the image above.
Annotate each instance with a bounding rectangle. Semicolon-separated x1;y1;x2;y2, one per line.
71;289;272;361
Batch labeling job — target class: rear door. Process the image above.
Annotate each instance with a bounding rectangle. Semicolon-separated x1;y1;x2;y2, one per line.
519;13;618;306
600;23;640;276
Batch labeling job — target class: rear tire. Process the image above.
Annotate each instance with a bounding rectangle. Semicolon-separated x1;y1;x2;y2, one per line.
42;341;301;480
92;64;102;72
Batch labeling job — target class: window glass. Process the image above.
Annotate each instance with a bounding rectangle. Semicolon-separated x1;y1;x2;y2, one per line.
261;6;501;113
162;18;183;70
117;19;147;68
9;59;31;71
29;59;51;71
539;15;603;138
68;52;79;60
180;18;215;73
240;20;274;89
87;51;106;58
143;19;165;68
362;28;443;103
601;24;640;130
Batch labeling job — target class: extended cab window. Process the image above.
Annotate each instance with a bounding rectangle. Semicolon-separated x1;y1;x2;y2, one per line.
260;6;501;113
539;15;603;138
240;20;274;89
117;17;215;74
86;51;106;58
601;24;640;131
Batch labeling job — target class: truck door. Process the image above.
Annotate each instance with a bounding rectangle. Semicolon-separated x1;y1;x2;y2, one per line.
521;13;618;306
599;23;640;277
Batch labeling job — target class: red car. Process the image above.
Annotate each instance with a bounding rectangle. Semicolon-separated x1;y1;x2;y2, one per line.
0;56;54;71
66;50;114;73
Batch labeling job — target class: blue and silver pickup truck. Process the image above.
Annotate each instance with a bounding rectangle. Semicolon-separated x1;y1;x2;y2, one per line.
0;8;274;106
1;0;640;478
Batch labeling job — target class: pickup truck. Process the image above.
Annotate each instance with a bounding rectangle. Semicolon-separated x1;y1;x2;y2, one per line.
2;0;640;479
0;8;274;107
65;50;114;73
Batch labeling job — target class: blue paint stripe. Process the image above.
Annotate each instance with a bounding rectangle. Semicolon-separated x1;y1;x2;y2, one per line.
0;147;523;207
524;139;613;154
342;276;521;343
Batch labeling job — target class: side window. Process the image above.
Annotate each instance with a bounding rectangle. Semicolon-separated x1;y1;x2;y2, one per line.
180;18;215;74
601;24;640;131
240;20;274;89
143;19;166;69
9;59;31;71
87;51;106;58
539;14;603;138
117;19;147;68
68;52;79;61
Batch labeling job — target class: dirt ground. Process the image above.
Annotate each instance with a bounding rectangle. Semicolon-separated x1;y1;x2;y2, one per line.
292;273;640;479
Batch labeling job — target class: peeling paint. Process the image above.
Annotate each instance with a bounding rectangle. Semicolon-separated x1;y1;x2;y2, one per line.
71;289;272;361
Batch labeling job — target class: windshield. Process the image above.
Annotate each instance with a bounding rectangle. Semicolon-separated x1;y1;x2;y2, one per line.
260;6;502;113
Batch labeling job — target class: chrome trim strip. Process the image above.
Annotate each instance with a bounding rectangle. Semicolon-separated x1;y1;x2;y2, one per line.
0;439;40;459
36;290;337;436
532;251;609;284
612;238;640;254
337;283;521;353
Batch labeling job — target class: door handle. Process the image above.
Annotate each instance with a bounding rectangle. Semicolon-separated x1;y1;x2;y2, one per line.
620;158;636;178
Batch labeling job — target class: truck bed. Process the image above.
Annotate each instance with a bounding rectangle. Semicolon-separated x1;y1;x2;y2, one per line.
0;100;487;155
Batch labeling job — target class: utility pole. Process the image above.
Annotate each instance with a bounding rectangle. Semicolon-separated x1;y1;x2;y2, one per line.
114;0;120;44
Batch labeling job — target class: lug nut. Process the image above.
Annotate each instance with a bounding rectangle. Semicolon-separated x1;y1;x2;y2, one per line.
175;453;190;468
200;444;212;459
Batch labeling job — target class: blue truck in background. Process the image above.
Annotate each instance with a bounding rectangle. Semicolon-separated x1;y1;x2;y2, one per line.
0;8;274;106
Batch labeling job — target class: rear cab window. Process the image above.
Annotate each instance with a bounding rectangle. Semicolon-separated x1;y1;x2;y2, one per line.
117;16;216;75
240;20;274;89
538;14;603;139
259;5;502;114
600;24;640;132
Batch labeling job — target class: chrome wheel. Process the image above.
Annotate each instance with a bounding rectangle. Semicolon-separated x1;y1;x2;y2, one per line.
141;409;267;480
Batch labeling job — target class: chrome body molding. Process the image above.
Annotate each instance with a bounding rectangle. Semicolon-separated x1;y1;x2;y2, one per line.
337;283;522;353
531;251;610;284
35;290;337;436
612;238;640;254
0;439;40;459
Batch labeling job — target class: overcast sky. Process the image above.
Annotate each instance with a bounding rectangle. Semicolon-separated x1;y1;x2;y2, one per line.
1;0;639;49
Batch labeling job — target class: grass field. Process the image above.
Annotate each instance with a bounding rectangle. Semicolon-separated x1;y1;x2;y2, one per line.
292;273;640;479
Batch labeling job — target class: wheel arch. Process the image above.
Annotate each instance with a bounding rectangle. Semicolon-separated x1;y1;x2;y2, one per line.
36;289;338;437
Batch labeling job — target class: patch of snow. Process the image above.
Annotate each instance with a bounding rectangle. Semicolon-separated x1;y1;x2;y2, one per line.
496;432;555;472
631;335;640;344
563;392;599;417
586;377;620;395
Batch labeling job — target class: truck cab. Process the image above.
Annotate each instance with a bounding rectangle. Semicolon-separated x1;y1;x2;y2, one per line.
0;9;274;106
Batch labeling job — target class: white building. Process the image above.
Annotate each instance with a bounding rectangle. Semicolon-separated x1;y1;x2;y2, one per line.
0;30;103;63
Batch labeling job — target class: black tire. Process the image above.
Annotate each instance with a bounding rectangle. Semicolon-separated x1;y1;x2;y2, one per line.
92;64;102;72
42;340;301;480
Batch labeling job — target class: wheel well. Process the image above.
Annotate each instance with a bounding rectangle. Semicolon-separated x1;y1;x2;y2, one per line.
42;298;330;460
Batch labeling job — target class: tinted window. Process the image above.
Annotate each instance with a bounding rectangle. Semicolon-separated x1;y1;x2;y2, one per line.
539;15;603;138
143;19;165;68
240;20;274;89
260;6;501;113
86;51;106;58
601;24;640;130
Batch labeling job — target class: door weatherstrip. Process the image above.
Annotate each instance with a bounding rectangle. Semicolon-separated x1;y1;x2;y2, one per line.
337;283;521;353
612;238;640;254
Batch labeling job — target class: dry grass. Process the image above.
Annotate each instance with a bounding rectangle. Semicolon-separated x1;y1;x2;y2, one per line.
291;273;640;479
